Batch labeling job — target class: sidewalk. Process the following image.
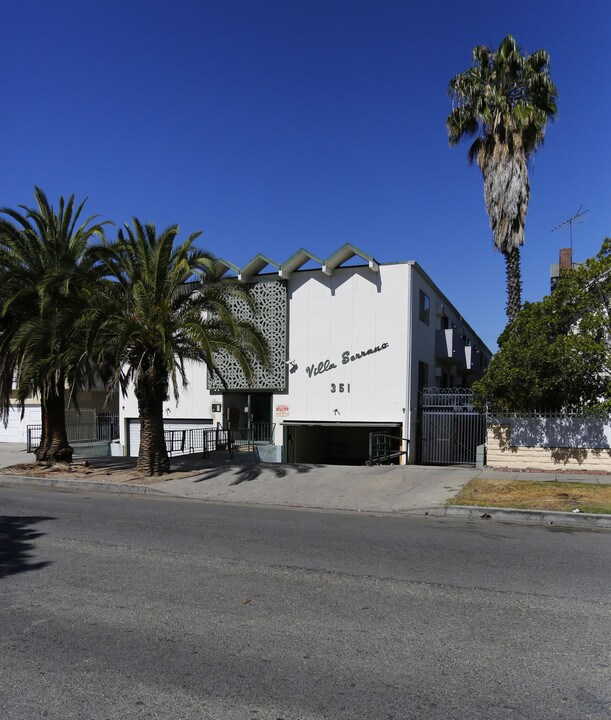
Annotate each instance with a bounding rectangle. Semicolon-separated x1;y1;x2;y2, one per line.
153;460;477;514
0;443;609;528
0;443;475;513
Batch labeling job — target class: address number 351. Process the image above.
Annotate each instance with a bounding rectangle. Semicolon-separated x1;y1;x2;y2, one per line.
330;383;351;393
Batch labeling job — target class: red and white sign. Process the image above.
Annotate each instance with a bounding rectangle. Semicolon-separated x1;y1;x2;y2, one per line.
275;404;290;417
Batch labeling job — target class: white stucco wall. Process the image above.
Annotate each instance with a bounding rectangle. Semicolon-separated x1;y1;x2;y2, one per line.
118;360;222;448
0;405;42;443
274;264;409;433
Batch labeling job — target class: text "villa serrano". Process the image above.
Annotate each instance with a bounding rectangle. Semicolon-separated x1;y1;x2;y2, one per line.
305;342;390;378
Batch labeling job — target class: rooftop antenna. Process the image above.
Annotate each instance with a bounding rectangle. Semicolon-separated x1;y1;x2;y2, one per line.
551;205;589;252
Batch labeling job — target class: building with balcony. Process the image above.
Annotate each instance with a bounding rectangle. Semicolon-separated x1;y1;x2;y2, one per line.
119;244;492;464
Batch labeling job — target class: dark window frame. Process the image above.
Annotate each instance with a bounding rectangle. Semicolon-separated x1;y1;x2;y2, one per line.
419;290;430;326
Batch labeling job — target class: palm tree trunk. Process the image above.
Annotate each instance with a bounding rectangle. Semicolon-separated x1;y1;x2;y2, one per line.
505;246;522;324
35;384;73;463
137;394;170;475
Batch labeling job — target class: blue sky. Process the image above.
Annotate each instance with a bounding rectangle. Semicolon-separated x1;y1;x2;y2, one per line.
2;0;609;351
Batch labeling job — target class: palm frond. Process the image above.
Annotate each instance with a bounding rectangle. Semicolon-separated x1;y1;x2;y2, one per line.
0;188;110;420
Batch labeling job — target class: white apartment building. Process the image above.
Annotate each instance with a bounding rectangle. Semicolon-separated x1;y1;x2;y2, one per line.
120;245;492;465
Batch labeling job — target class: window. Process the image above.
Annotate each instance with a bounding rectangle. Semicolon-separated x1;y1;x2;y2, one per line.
419;291;430;325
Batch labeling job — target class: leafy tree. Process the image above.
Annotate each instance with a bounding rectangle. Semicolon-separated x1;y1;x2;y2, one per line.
0;188;109;462
447;35;558;323
91;219;269;476
474;239;611;412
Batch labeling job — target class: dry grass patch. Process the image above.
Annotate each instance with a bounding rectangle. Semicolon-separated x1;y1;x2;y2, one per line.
0;461;204;485
448;479;611;514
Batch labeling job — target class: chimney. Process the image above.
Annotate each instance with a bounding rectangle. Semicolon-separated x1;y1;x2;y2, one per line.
559;248;573;272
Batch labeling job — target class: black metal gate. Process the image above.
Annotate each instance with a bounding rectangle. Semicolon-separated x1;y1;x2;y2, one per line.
419;388;485;466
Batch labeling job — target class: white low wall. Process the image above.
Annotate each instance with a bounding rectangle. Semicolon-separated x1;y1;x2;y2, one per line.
486;423;611;472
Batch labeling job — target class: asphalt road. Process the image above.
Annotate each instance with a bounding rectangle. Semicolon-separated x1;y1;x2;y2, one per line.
1;486;610;720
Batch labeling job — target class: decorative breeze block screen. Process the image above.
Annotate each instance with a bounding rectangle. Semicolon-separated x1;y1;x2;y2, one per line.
207;281;287;391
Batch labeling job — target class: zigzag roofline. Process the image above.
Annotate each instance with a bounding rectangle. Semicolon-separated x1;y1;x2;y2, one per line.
216;243;378;282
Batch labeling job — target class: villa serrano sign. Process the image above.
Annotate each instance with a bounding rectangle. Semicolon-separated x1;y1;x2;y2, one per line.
305;342;389;378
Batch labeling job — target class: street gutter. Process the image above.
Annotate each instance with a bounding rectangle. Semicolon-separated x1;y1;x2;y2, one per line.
0;474;165;495
1;473;610;528
444;504;611;529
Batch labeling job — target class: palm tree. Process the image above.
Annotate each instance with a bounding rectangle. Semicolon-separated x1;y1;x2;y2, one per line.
91;219;269;476
447;35;558;323
0;188;109;462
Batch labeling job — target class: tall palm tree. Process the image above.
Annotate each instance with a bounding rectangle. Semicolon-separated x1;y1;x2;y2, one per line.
0;188;109;462
91;219;269;476
447;35;558;323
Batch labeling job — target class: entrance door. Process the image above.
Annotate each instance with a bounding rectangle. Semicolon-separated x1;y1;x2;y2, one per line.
224;392;249;429
223;393;272;430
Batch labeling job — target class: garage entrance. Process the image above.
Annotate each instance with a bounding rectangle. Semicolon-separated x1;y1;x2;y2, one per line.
283;422;403;465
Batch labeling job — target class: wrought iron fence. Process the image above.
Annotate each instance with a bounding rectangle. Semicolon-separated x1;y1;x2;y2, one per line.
419;388;486;466
229;427;254;451
420;387;478;409
162;424;274;457
97;413;120;441
27;416;274;458
163;427;230;457
27;413;119;453
227;423;276;452
251;422;276;443
486;409;611;420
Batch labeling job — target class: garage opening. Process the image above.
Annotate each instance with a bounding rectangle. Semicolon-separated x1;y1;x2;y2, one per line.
284;422;403;465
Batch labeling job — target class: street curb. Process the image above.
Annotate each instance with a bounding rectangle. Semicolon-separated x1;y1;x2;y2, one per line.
0;474;165;496
2;474;610;527
445;505;611;529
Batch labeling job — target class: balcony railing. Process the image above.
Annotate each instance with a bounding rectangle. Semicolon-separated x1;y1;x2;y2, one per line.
435;329;465;365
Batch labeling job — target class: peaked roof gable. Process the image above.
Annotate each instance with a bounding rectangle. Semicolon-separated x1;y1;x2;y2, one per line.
216;243;379;282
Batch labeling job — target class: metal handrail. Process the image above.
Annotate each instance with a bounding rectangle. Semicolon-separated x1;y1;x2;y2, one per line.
368;432;409;465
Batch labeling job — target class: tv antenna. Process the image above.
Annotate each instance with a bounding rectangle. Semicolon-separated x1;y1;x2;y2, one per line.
551;205;589;252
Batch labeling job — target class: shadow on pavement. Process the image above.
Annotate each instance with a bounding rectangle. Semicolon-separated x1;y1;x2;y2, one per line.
44;450;325;486
0;516;54;579
193;458;324;485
